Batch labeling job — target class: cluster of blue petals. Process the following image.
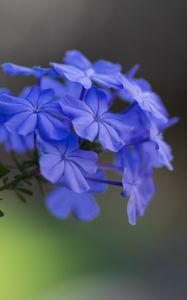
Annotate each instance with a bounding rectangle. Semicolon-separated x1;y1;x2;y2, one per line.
0;50;177;225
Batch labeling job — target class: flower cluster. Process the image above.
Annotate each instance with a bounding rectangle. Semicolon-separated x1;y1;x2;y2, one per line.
0;50;177;224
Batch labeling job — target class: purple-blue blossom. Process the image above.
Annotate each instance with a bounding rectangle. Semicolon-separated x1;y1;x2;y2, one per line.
0;50;177;225
60;87;132;152
2;63;56;78
51;50;122;89
0;86;69;140
46;170;107;221
39;135;98;193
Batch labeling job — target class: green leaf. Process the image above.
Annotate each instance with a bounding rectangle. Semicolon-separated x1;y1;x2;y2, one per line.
24;180;32;186
0;162;10;179
22;160;36;170
17;188;33;196
0;210;4;217
16;192;27;203
80;140;102;153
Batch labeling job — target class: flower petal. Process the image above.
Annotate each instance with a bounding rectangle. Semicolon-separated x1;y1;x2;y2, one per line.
64;50;91;71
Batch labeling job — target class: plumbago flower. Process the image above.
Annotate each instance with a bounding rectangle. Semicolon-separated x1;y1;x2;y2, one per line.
0;50;177;224
2;63;56;78
60;87;132;152
0;86;69;140
51;50;122;89
39;135;98;193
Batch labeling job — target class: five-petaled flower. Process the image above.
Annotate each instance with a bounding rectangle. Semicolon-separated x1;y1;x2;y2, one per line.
39;135;98;193
2;63;56;78
51;50;122;89
0;86;69;140
120;74;168;123
45;170;107;221
60;87;132;152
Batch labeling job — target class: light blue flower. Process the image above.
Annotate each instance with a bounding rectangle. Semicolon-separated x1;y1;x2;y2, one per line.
51;50;122;89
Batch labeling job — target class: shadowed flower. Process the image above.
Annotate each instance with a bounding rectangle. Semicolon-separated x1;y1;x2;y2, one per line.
120;147;155;225
46;187;99;221
120;74;168;123
2;63;56;78
45;170;107;221
51;50;122;89
0;86;69;140
60;87;132;152
41;77;82;98
149;127;173;171
39;135;98;193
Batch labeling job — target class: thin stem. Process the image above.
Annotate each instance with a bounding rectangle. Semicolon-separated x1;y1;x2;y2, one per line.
109;89;121;104
33;132;38;165
37;77;41;87
98;164;119;172
87;177;123;187
80;87;86;100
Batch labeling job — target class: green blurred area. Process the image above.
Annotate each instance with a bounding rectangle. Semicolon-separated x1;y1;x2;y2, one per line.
0;128;185;300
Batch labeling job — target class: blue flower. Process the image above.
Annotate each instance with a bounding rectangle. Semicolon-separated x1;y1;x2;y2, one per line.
149;127;173;171
0;86;69;140
39;135;98;193
123;168;155;225
45;170;107;221
41;77;82;98
51;50;122;89
120;146;155;225
46;187;99;221
2;63;56;78
127;64;152;92
60;87;132;152
119;74;168;123
0;126;34;153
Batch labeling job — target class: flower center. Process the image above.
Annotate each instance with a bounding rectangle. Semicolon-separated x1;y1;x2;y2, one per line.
85;68;94;77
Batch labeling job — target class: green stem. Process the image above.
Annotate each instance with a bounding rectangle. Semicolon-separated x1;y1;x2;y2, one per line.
0;169;38;192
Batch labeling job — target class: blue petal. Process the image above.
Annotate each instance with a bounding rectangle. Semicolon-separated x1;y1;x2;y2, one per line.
0;94;33;114
51;63;92;89
127;64;140;77
92;73;122;89
40;154;65;183
85;87;108;116
60;96;93;118
19;86;32;98
69;149;98;174
93;60;121;74
72;117;98;141
88;170;108;193
46;187;72;219
32;66;56;78
41;77;66;98
5;112;37;135
102;112;133;134
26;86;40;107
46;187;99;221
98;123;124;152
2;63;33;76
64;80;82;98
73;192;99;221
62;161;89;193
37;89;55;106
64;50;91;71
37;113;69;140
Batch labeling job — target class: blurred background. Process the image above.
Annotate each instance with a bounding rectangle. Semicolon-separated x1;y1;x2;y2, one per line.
0;0;186;299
